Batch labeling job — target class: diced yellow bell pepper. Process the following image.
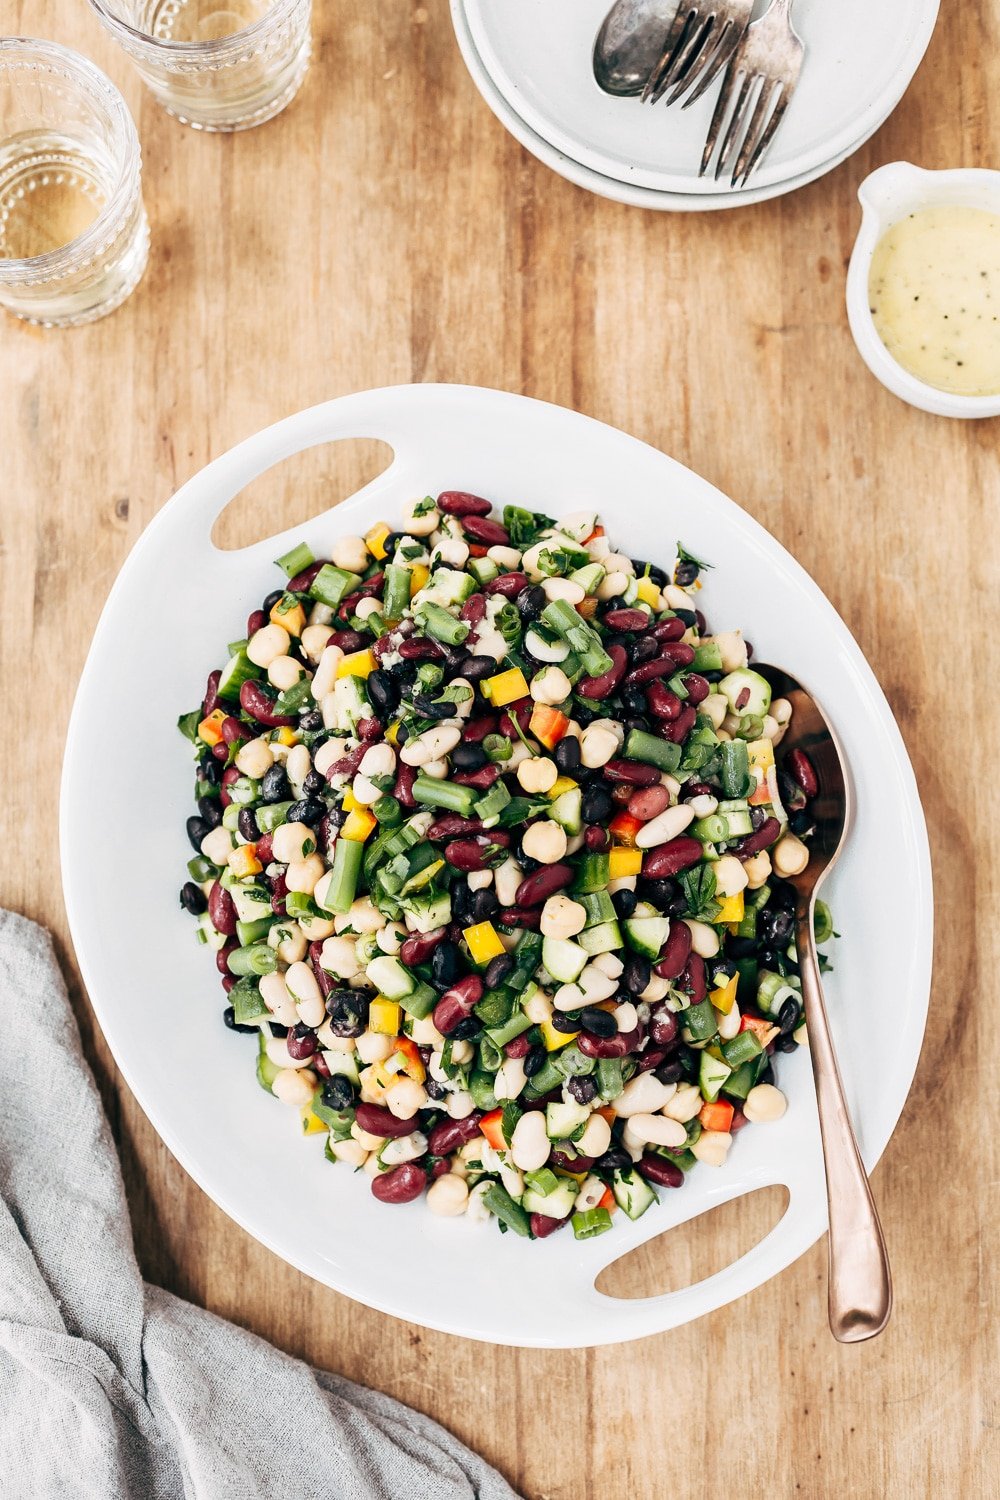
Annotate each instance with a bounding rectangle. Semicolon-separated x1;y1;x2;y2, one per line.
299;1099;328;1136
341;808;377;842
385;720;401;746
709;972;739;1015
341;788;360;814
197;708;227;746
747;738;775;774
540;1017;579;1051
337;649;376;679
554;1166;588;1185
482;667;529;706
609;848;642;880
635;576;660;608
547;776;578;800
270;597;306;637
408;564;430;597
368;1062;394;1094
369;997;401;1035
715;891;744;925
463;921;506;965
228;844;263;878
274;726;298;746
365;522;391;561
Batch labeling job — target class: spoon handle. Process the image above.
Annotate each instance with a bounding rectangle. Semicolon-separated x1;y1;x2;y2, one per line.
796;899;893;1343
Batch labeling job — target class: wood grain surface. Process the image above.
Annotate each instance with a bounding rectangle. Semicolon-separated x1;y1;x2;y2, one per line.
3;2;998;1495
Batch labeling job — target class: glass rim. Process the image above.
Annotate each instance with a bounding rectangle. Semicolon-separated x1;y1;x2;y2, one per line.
87;0;308;58
0;37;142;282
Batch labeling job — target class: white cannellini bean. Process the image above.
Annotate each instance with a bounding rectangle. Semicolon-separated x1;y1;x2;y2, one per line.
318;933;361;979
401;496;439;535
235;737;274;779
522;820;567;864
577;1113;612;1159
627;1113;689;1149
363;1154;388;1179
541;576;585;604
592;951;624;979
713;854;749;897
580;725;619;768
318;1024;356;1052
466;1181;493;1223
420;757;449;780
596;570;628;601
311;644;345;702
271;1068;317;1105
523;988;553;1024
659;1083;700;1123
285;960;323;1023
540;894;587;941
575;1174;607;1212
635;803;695;849
743;850;772;890
259;970;298;1027
505;742;531;770
499;1163;524;1198
352;773;381;805
687;792;719;818
360;742;396;779
385;1077;428;1119
684;918;721;958
517;755;558;794
713;630;748;672
427;1174;470;1217
285;854;324;894
493;1057;526;1101
691;1131;733;1166
286;743;312;791
487;545;521;569
399;723;462;765
380;1131;428;1166
510;1109;550;1173
614;1001;638;1034
612;1071;676;1118
716;1002;742;1041
772;833;810;877
301;623;335;663
330;1138;368;1167
771;697;793;725
271;921;308;965
530;666;572;705
313;737;350;778
639;975;670;1003
577;966;618;1002
553;983;584;1012
265;1035;313;1071
467;869;493;892
744;1084;788;1123
247;623;291;668
330;533;370;573
793;1021;808;1048
272;821;312;864
445;1090;477;1120
268;655;304;692
356;1031;394;1064
702;693;728;730
201;826;235;866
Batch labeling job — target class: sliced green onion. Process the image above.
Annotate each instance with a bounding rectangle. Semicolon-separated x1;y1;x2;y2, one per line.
571;1207;613;1240
236;915;273;946
275;541;314;578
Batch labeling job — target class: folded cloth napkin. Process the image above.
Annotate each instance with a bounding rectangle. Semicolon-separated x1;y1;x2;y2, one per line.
0;911;519;1500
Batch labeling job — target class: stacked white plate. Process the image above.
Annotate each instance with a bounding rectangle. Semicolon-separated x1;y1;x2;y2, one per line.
451;0;940;211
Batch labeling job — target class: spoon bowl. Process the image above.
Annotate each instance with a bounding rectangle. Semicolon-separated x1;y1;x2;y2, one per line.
593;0;679;96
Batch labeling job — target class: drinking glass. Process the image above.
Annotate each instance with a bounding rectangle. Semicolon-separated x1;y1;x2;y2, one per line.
87;0;312;131
0;38;148;327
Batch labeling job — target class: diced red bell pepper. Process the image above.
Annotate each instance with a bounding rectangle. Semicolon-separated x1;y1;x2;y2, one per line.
699;1100;734;1133
610;812;643;848
480;1109;505;1151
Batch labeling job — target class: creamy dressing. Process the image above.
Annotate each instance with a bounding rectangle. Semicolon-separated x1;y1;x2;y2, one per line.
868;205;1000;396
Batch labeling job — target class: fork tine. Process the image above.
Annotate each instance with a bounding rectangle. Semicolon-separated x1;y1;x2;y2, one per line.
734;88;789;186
679;19;741;107
699;61;742;177
641;7;694;103
728;74;779;185
713;70;755;181
653;14;714;102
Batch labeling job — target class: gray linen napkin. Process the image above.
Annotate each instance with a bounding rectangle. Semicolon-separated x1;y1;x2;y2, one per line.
0;910;519;1500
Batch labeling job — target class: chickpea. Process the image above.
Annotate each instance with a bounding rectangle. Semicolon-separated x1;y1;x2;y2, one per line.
427;1174;470;1217
445;1090;477;1120
691;1131;732;1166
235;737;274;779
713;854;749;897
401;496;440;536
272;821;312;865
743;1084;788;1123
330;1138;368;1167
300;623;334;663
517;755;558;795
687;792;719;819
540;893;587;941
521;819;567;864
268;655;304;692
385;1077;428;1119
330;534;370;573
247;623;291;669
272;1068;317;1106
285;853;325;894
743;850;772;890
580;725;619;769
701;693;728;731
356;1031;394;1065
772;833;810;877
530;665;572;706
200;825;234;866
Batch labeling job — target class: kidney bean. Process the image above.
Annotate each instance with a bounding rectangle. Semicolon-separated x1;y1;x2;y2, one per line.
394;763;417;809
219;764;241;808
239;680;295;727
371;1163;426;1204
638;1154;684;1189
679;953;707;1004
461;514;509;546
211;740;230;761
530;1213;567;1239
549;1149;597;1173
222;975;237;995
498;906;542;930
219;715;246;746
460;593;487;626
649;1003;680;1048
216;938;237;975
654;920;692;980
600;608;648;633
625;647;696;687
452;764;500;790
642;837;703;879
585;825;610;852
681;673;710;705
464;714;499;742
287;560;326;592
286;1028;318;1061
445;839;490;872
427;1113;483;1157
786;748;819;799
576;643;627;700
325;745;367;780
329;629;367;653
355;1103;416;1140
729;1106;749;1133
645;680;682;721
246;608;267;637
208;881;237;936
372;630;401;662
732;816;781;860
515;863;573;907
399;636;445;661
400;928;447;966
664;704;697;744
635;1047;668;1074
577;1026;641;1059
432;975;484;1037
485;570;529;597
202;669;222;718
312;1052;331;1080
438;490;493;517
628;785;671;821
603;759;661;787
426;815;482;841
270;871;287;916
652;617;687;642
499;700;534;737
684;781;713;800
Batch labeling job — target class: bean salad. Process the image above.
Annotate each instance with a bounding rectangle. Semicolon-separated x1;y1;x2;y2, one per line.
179;494;833;1241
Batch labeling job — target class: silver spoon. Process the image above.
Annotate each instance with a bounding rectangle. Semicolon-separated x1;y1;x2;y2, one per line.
593;0;680;96
758;664;893;1343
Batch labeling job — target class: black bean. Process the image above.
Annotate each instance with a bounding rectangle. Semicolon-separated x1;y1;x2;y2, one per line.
580;1006;617;1038
464;655;501;683
186;815;210;851
552;1010;583;1034
287;798;324;826
677;1044;700;1080
451;743;488;772
757;948;783;971
621;683;648;715
180;881;207;915
622;955;651;996
485;953;515;988
623;715;651;733
778;996;800;1034
324;990;369;1037
470;888;500;923
523;1045;546;1078
223;1005;259;1034
238;807;259;842
450;1016;482;1040
366;669;399;717
674;561;699;587
772;880;798;912
388;659;418;685
655;1059;684;1085
581;785;613;823
261;764;290;803
268;1021;289;1038
775;1033;798;1053
431;941;461;990
708;958;737;985
631;560;667;586
725;935;757;958
302;769;325;797
673;608;697;628
597;1148;632;1174
789;811;816;838
299;710;323;731
759;907;794;945
638;877;686;915
198;795;222;830
567;1075;598;1104
631;635;660;665
517;584;546;620
322;1074;355;1110
553;736;581;775
413;694;459;721
450;883;474;922
611;887;638;920
574;704;596;727
758;1061;775;1087
201;758;223;786
262;589;284;614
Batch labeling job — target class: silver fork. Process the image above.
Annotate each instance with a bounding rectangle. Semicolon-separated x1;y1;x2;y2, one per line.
700;0;804;186
641;0;754;110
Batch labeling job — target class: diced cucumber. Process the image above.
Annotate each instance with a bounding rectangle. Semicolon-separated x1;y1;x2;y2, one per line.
323;1050;361;1086
522;1181;577;1219
699;1051;732;1102
195;912;226;952
692;641;723;672
612;1168;657;1221
549;786;582;836
399;981;438;1020
256;1033;281;1094
542;936;588;984
230;882;272;923
577;919;622;956
218;649;261;702
468;557;499;585
422;568;477;606
719;668;772;719
309;565;361;609
545;1100;591;1139
400;887;452;933
568;562;606;595
332;676;370;734
572;852;610;894
623;903;669;959
365;955;414;999
579;890;616;926
230;977;269;1026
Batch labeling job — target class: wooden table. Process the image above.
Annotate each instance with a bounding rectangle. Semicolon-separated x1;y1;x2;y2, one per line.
5;2;997;1495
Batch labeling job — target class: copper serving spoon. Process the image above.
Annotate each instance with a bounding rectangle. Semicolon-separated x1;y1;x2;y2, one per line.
759;665;893;1342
